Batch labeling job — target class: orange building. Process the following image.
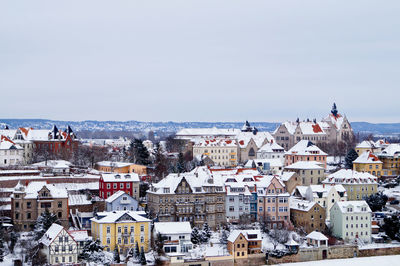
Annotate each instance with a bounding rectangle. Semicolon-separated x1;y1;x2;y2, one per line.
285;140;327;169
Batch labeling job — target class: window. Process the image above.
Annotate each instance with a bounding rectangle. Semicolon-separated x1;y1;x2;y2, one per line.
113;184;117;189
62;246;66;252
141;225;144;232
107;226;111;234
107;238;110;244
69;245;73;251
69;256;72;262
58;212;62;218
55;246;59;252
120;183;124;189
118;227;121;233
107;184;111;189
58;201;62;208
141;236;144;243
59;237;63;243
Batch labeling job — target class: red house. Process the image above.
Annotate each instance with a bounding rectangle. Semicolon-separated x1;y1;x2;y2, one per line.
99;173;140;200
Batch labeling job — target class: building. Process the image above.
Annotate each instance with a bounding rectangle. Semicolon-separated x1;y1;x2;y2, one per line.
91;211;151;254
99;173;140;200
227;230;262;259
95;161;148;175
256;176;290;228
290;198;326;233
353;151;383;178
304;185;347;220
245;158;284;175
146;167;226;229
40;223;78;265
306;231;328;247
0;135;24;166
273;104;353;150
68;230;91;255
236;129;275;163
11;181;69;230
279;172;301;194
322;169;378;200
376;144;400;178
330;201;372;243
175;128;240;140
32;160;72;175
284;161;325;185
105;190;139;212
285;140;327;169
256;140;285;161
153;222;193;254
192;138;239;167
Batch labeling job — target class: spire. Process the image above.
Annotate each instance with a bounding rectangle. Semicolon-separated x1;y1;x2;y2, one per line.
331;103;338;117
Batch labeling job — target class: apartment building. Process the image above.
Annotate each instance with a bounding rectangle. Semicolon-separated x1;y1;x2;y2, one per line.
290;198;326;233
376;144;400;178
0;135;24;166
99;172;140;200
193;138;239;167
353;151;383;178
284;161;325;185
285;140;327;169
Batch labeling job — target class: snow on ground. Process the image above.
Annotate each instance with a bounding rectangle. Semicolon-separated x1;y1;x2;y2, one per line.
359;242;400;250
277;255;400;266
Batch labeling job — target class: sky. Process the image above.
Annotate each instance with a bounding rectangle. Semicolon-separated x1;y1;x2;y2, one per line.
1;0;400;123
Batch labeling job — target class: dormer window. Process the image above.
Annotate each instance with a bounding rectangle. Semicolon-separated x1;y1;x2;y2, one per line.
115;174;121;179
163;188;170;193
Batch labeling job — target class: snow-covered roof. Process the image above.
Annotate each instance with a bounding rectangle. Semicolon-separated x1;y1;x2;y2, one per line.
306;184;347;199
298;122;326;135
323;169;378;185
0;135;23;150
69;194;92;206
15;181;68;199
176;127;240;138
279;172;296;182
236;131;274;148
285;140;327;156
91;211;150;224
96;161;133;168
68;230;90;242
284;161;324;170
378;144;400;157
193;138;238;148
285;239;299;246
335;200;371;213
227;229;262;243
33;160;72;169
322;113;345;131
245;158;283;168
101;173;139;182
290;198;317;212
293;186;308;198
306;231;328;241
258;141;285;153
105;190;133;203
356;140;375;149
154;222;192;235
40;223;65;246
353;151;382;164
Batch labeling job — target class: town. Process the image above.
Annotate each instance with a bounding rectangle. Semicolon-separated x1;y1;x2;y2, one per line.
0;104;399;266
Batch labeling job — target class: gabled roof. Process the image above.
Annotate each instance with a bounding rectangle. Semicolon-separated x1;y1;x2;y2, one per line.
290;198;318;212
306;231;328;241
14;181;68;199
285;140;327;156
227;229;262;243
378;144;400;157
334;200;371;213
323;169;378;184
105;190;134;203
353;151;382;164
236;131;274;148
68;230;90;242
0;135;23;150
258;141;285;152
40;223;66;246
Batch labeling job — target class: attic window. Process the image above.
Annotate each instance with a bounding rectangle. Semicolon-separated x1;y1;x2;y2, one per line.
115;175;121;179
125;174;131;179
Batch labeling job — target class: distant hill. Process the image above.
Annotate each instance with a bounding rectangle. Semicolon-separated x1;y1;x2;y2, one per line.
0;119;399;136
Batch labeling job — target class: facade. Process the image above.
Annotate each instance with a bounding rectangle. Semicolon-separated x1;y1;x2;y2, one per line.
284;161;325;186
306;231;328;247
68;230;90;255
330;201;372;243
353;151;383;178
40;223;78;265
376;144;400;178
273;105;354;150
147;167;226;229
290;198;326;233
91;211;151;254
227;230;262;259
193;138;239;167
256;140;285;161
323;169;378;201
256;176;290;228
236;130;275;163
279;172;301;194
153;222;193;254
11;181;69;230
245;158;284;175
95;161;148;175
0;135;24;166
99;173;140;200
285;140;327;169
105;190;139;212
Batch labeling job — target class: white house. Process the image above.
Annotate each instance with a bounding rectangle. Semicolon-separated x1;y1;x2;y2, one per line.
256;141;285;161
68;230;91;255
330;201;372;243
306;231;328;247
0;135;24;166
40;223;78;265
153;222;193;254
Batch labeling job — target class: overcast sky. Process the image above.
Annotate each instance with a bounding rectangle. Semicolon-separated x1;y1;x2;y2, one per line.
1;0;399;123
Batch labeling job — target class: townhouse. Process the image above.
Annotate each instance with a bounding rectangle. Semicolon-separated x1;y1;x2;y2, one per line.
105;190;139;212
91;211;151;254
285;140;327;169
322;169;378;200
256;140;285;161
284;161;325;185
330;201;372;243
376;143;400;178
227;230;262;259
290;198;326;233
193;138;239;167
153;222;193;254
353;151;383;178
99;172;140;200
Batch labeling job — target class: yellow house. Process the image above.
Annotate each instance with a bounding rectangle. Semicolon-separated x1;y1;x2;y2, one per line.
353;151;383;178
355;141;375;156
95;161;147;175
91;211;151;255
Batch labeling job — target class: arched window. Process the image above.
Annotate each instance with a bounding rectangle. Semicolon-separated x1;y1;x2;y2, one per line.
248;148;255;157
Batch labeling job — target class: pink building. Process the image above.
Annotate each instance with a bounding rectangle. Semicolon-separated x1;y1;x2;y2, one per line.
256;176;290;229
285;140;327;168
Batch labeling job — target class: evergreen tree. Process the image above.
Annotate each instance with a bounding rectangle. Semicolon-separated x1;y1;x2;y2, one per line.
191;227;201;244
220;229;228;244
79;239;109;263
140;246;147;265
202;222;212;239
331;103;338;117
9;231;17;253
129;139;150;165
135;242;140;258
0;234;4;262
366;192;388;212
154;143;168;180
176;152;185;173
345;148;359;169
34;209;60;240
382;214;400;240
113;246;120;263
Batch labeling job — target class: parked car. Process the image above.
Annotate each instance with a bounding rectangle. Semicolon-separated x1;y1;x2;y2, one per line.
390;200;399;205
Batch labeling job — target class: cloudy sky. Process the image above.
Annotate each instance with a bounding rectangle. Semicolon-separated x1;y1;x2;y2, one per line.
1;0;399;123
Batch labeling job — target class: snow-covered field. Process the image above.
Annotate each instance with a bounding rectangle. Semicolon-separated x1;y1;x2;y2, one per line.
277;255;400;266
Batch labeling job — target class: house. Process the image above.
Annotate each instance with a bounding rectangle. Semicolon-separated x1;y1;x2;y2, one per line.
192;138;239;167
105;191;139;212
11;181;69;230
227;230;262;259
0;135;24;166
355;141;376;156
236;129;275;163
306;231;328;247
99;172;140;200
376;144;400;178
95;161;147;175
245;158;284;175
304;185;347;220
322;169;378;200
285;140;327;169
68;230;91;255
290;198;326;233
32;160;72;175
284;161;325;186
153;222;193;254
91;211;151;254
330;201;372;243
256;176;290;228
39;223;78;265
256;140;285;161
279;172;301;194
353;151;383;178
